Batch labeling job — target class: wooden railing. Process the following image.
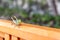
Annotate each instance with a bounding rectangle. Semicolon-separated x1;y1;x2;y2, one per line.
0;19;60;40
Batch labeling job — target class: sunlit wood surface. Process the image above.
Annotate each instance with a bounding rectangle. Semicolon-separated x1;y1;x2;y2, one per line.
0;19;60;40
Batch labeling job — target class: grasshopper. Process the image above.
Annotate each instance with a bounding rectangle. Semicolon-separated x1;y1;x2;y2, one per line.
11;16;21;26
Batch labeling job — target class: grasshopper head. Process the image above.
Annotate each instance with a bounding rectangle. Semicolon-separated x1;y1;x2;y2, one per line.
18;19;21;23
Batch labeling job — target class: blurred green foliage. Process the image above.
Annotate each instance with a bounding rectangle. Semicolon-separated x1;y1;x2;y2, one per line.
0;7;14;17
20;10;29;18
0;6;60;28
31;14;60;28
0;0;60;29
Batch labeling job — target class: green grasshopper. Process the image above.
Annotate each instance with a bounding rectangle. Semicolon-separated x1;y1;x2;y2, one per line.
11;16;21;26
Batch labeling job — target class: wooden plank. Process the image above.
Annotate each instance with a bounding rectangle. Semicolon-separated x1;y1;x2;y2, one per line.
20;38;24;40
0;24;57;40
11;36;18;40
18;38;25;40
11;36;24;40
20;38;25;40
0;19;60;40
0;31;5;38
0;37;3;40
5;34;10;40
